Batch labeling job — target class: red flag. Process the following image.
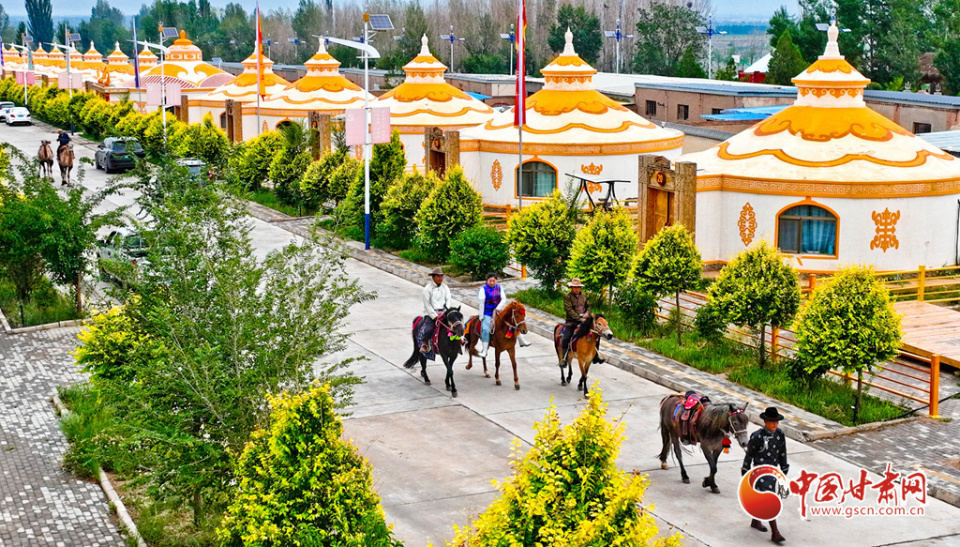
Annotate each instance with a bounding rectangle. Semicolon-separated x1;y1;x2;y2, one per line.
514;0;526;127
256;2;265;98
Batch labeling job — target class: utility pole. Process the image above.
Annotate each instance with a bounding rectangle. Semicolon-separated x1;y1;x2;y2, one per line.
696;16;726;79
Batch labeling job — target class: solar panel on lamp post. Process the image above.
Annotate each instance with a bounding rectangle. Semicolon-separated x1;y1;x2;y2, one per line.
499;24;515;75
441;26;465;73
695;16;726;79
604;18;634;74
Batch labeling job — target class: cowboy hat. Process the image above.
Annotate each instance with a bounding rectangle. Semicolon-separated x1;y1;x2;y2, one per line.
427;268;444;277
760;407;785;422
568;278;584;288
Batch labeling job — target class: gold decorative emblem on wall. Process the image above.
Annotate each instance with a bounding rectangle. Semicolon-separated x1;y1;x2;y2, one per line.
870;208;900;252
738;202;757;246
581;162;603;175
491;160;503;191
354;146;363;160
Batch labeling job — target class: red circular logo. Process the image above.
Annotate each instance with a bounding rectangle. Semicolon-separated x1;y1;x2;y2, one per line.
738;465;789;521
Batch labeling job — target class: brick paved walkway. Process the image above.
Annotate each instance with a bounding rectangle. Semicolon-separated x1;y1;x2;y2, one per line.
0;328;124;546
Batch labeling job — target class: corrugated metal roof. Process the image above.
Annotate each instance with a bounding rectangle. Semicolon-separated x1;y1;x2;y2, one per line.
919;130;960;155
465;91;491;100
660;121;735;142
700;104;789;121
635;80;798;97
863;89;960;108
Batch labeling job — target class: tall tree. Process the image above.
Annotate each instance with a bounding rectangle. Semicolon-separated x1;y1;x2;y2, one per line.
633;3;705;76
766;31;807;85
835;0;933;86
547;5;603;65
25;0;55;46
676;45;707;78
292;0;326;63
77;1;130;53
634;224;703;345
0;4;12;43
211;3;253;62
767;1;829;64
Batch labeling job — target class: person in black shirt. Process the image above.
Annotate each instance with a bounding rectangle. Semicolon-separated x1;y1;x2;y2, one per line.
56;130;71;156
742;406;789;544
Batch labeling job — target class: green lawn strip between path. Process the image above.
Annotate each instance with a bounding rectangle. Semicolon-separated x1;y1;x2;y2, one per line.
0;277;82;329
512;288;905;426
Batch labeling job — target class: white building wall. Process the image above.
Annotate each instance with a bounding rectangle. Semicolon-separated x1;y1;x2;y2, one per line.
698;190;960;272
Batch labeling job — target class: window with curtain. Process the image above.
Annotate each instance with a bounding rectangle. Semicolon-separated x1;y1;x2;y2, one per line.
517;161;556;198
777;205;837;255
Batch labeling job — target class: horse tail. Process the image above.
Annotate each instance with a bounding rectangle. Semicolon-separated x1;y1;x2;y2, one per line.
403;317;422;369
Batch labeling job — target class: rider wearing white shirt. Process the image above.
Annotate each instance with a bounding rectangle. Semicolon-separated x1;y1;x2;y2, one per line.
419;268;453;352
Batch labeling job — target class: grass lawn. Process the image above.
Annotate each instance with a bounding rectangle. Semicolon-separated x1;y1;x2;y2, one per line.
513;288;905;426
0;277;82;328
248;188;318;218
59;383;221;545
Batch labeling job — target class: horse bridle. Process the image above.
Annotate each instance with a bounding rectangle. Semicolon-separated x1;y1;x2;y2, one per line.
502;306;527;332
438;314;464;339
727;408;748;438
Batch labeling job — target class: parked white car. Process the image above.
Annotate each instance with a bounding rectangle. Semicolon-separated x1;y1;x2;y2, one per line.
5;107;32;126
0;101;15;122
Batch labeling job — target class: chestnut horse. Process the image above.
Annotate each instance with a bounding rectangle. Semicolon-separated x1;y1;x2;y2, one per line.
464;301;528;390
553;313;613;396
38;141;54;178
657;393;750;493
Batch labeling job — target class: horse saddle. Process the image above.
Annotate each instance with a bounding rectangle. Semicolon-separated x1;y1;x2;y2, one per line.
467;315;495;338
413;314;444;356
673;393;707;445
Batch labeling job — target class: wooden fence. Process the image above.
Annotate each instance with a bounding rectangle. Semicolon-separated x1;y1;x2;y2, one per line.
657;291;944;417
799;265;960;305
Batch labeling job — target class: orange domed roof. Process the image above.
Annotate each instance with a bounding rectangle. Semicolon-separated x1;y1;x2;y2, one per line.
680;22;960;198
259;41;367;113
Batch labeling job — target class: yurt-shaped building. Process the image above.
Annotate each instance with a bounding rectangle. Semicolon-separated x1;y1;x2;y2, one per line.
77;43;107;82
680;22;960;272
185;45;290;130
459;29;683;206
133;31;232;91
373;35;495;170
243;41;368;139
102;42;135;83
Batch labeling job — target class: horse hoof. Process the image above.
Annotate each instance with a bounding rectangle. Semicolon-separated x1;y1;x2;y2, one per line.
514;384;520;390
682;478;690;484
561;381;567;386
446;385;451;391
495;380;501;386
661;462;669;470
711;487;721;494
451;391;458;398
465;364;472;370
424;380;431;386
484;373;490;378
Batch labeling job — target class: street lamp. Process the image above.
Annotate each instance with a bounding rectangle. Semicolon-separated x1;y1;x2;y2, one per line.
604;18;634;74
499;24;515;75
440;26;465;73
289;37;305;61
695;16;726;79
264;36;274;58
320;12;393;250
393;27;406;42
8;42;34;105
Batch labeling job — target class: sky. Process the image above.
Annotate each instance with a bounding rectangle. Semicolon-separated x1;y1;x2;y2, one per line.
5;0;795;21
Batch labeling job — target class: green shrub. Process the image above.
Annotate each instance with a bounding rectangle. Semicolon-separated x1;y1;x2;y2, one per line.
232;130;282;191
375;169;441;249
300;148;347;208
142;112;181;154
175;113;231;165
269;123;313;205
633;224;702;345
450;226;510;280
694;301;727;344
217;382;401;547
615;282;658;334
450;387;681;547
72;304;165;384
415;165;482;260
328;156;361;206
340;131;406;229
567;207;639;299
507;191;578;292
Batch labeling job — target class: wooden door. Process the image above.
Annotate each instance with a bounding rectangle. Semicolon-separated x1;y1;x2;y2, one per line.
646;188;675;238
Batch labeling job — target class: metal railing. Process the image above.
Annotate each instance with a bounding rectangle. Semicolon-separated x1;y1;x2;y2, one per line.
656;291;944;417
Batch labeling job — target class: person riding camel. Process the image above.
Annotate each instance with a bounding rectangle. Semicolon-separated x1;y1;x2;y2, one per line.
560;278;605;367
56;129;71;156
419;268;453;354
476;273;530;358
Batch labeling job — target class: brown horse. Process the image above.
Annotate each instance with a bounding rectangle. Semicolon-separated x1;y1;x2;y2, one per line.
657;393;750;494
464;301;528;390
38;140;54;178
57;142;74;185
553;313;613;396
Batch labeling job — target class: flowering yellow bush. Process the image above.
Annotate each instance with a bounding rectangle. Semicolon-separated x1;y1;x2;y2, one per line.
449;387;681;547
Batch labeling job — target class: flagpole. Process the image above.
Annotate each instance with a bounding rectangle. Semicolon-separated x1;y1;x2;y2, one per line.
256;2;263;137
516;0;525;212
133;18;142;111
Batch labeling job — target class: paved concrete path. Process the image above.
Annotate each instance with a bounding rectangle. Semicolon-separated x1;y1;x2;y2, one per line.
3;121;960;546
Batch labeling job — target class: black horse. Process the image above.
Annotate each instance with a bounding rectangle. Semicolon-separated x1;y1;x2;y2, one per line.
658;394;750;494
403;307;466;397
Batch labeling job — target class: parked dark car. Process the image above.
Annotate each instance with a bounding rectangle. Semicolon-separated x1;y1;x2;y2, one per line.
95;137;146;173
96;227;149;284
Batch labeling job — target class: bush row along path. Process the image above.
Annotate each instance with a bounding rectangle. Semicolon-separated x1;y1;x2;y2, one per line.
2;121;960;546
